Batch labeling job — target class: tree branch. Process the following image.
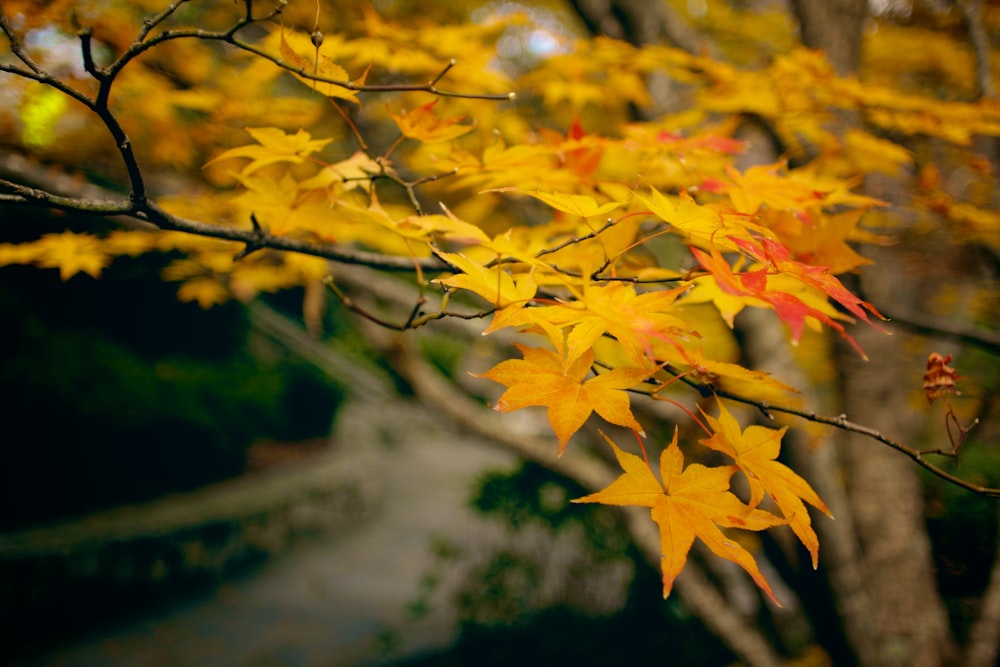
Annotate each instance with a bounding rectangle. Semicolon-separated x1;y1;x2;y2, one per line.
138;200;450;272
95;6;514;102
0;179;132;215
882;308;1000;353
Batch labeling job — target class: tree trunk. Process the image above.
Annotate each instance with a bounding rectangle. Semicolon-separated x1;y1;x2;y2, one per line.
789;0;867;75
835;262;957;667
787;3;956;665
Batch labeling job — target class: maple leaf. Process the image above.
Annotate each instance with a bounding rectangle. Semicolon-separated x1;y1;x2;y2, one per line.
761;208;874;275
574;430;785;603
0;242;45;269
690;244;872;357
278;30;362;104
550;116;605;179
176;277;230;309
722;162;825;215
477;344;653;453
434;250;536;331
487;188;621;219
657;345;801;400
638;187;766;251
33;232;107;280
535;281;695;366
297;151;385;194
390;100;474;143
700;399;830;568
207;127;332;176
730;236;884;325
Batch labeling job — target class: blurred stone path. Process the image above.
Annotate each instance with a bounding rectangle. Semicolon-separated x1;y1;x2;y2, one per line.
24;400;517;667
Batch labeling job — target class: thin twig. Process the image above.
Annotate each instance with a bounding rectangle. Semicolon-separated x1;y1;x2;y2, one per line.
136;0;192;44
882;309;1000;354
0;7;43;74
323;275;493;331
696;380;1000;499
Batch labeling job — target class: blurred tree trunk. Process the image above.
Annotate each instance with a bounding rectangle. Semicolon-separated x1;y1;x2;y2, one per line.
788;3;958;665
835;275;957;667
789;0;866;75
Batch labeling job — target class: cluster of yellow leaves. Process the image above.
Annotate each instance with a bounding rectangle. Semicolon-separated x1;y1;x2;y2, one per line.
6;2;1000;604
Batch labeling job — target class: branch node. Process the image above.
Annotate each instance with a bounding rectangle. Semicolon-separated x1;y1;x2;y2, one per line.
429;59;456;87
234;212;267;260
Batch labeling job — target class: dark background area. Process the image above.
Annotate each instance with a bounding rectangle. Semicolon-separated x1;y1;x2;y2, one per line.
0;205;345;530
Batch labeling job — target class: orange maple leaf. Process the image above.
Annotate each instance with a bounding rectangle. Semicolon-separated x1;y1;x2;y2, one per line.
390;100;474;143
700;399;831;568
574;430;786;603
477;344;653;453
538;116;604;180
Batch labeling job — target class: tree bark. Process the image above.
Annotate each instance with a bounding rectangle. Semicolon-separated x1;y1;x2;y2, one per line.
788;3;957;665
962;510;1000;667
567;0;699;51
835;310;957;667
789;0;867;75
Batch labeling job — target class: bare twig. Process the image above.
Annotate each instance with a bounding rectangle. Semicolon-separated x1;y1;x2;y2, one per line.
0;7;43;74
95;8;515;102
135;0;193;44
883;308;1000;354
698;381;1000;499
323;275;494;331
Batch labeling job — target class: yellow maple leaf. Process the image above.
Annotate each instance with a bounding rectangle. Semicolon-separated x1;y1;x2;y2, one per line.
637;187;761;251
574;430;785;603
33;232;107;280
207;127;331;177
278;30;362;104
176;278;230;309
761;208;874;275
488;188;621;219
0;242;44;268
522;281;694;367
478;344;653;453
434;250;536;331
700;399;830;568
297;152;384;194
